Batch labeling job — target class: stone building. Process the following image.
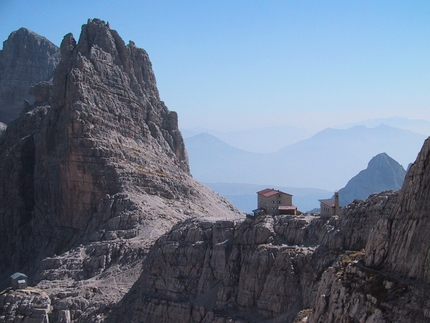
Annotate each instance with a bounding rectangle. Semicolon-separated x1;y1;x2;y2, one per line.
254;188;298;215
11;272;28;289
319;192;342;218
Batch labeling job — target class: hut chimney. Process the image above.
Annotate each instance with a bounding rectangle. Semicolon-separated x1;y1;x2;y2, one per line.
334;191;341;215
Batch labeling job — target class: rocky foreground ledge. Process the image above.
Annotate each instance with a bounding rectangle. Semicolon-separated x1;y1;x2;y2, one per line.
106;190;402;323
1;189;430;322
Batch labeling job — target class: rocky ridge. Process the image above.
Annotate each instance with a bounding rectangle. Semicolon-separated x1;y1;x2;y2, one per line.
106;190;399;323
365;137;430;281
0;28;60;124
102;148;430;323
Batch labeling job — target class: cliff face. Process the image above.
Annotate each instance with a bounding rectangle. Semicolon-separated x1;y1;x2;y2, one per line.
365;138;430;281
0;28;60;123
0;19;241;275
104;154;430;323
307;141;430;323
106;191;397;323
338;153;406;206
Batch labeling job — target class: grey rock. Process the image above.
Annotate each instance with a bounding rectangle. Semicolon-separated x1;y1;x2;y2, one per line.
3;18;430;323
0;18;241;275
0;28;60;123
0;289;51;323
108;215;347;322
365;137;430;282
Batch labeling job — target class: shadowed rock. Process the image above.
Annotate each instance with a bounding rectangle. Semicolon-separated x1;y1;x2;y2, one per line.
0;28;60;123
0;19;241;277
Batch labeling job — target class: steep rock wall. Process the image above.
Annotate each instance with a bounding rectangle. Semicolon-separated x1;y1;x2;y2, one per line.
365;137;430;282
104;191;397;323
0;28;59;123
0;19;241;275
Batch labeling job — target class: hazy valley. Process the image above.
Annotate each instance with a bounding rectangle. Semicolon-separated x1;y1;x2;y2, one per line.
184;124;424;191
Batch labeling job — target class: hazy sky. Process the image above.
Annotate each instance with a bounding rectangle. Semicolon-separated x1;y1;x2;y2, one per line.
1;1;430;133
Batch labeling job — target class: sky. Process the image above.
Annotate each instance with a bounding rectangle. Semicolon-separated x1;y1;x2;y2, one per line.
1;0;430;133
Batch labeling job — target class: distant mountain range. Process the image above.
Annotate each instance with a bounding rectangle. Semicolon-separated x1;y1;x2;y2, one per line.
185;124;426;191
338;153;406;206
181;125;311;153
181;117;430;154
334;116;430;137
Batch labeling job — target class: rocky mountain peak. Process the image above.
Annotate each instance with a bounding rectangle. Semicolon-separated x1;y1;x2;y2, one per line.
0;27;60;123
338;152;406;206
73;18;160;101
367;152;400;171
0;19;240;275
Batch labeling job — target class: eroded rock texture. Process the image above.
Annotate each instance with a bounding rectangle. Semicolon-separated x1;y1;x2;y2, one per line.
0;28;60;123
0;19;241;278
365;137;430;281
0;289;51;323
108;192;398;323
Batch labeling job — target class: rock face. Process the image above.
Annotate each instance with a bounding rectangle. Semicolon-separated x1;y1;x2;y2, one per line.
107;190;398;323
0;289;51;323
0;28;60;123
307;140;430;323
109;216;341;323
0;19;241;276
338;153;406;206
365;138;430;281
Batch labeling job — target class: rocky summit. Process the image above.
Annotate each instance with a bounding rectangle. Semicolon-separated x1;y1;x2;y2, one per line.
338;152;406;206
0;27;60;124
1;18;430;323
0;18;241;320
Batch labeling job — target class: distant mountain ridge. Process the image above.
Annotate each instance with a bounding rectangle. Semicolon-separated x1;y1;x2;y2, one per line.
185;124;426;190
335;116;430;137
181;125;311;153
338;153;406;206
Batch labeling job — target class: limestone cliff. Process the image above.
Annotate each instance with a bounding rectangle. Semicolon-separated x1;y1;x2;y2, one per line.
0;19;241;277
365;137;430;281
106;191;397;323
0;28;60;123
306;140;430;323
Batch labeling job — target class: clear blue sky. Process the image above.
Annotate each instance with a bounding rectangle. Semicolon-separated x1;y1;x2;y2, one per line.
1;1;430;132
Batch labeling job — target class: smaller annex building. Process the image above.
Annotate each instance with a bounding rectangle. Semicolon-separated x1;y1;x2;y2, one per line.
254;188;299;216
319;192;342;218
11;272;28;290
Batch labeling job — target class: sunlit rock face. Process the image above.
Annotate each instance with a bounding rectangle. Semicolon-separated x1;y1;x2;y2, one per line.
0;28;60;124
365;137;430;282
108;195;398;323
0;18;241;275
